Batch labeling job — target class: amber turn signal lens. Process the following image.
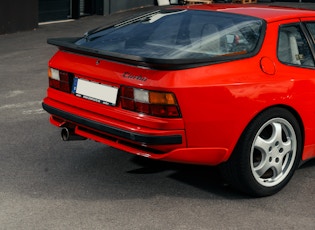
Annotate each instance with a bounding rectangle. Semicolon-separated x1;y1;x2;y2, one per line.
149;92;177;105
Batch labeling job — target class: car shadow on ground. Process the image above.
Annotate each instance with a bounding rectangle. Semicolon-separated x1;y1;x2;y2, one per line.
128;155;247;199
40;143;249;200
299;158;315;169
127;154;315;199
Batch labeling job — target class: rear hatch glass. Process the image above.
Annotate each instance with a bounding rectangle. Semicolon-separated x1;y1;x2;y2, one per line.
50;9;265;69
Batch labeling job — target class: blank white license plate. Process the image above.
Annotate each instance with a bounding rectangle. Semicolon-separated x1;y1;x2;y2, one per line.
72;78;118;106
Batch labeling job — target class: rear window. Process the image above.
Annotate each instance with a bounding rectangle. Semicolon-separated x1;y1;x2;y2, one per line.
76;9;264;61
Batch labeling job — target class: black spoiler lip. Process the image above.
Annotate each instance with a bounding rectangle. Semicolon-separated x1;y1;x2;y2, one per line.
47;37;237;70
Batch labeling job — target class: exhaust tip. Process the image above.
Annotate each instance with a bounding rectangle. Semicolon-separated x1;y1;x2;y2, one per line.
61;127;70;141
61;127;86;141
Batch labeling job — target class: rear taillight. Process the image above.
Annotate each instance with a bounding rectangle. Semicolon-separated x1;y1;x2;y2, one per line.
48;67;73;93
120;86;181;118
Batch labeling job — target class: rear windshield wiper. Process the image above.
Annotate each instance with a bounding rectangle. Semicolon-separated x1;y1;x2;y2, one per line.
83;10;161;39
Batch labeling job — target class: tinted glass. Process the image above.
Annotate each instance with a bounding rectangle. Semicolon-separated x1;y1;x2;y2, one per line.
76;10;264;60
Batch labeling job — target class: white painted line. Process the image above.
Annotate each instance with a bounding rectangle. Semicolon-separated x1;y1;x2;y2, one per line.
39;19;75;26
0;101;42;110
5;90;24;98
22;109;46;115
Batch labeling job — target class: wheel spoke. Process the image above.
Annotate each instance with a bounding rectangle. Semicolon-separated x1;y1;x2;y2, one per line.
271;122;283;145
254;136;270;154
281;139;292;156
254;159;271;177
273;161;284;179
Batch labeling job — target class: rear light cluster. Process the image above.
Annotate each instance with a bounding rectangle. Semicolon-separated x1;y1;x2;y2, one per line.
48;67;73;93
120;86;181;118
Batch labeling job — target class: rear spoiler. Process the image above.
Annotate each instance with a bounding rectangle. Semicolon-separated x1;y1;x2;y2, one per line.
47;37;220;70
48;37;237;70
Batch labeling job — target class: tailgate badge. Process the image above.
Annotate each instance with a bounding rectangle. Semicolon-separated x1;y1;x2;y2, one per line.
122;72;147;82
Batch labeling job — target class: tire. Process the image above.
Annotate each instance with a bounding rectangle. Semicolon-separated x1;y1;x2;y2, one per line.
220;107;302;197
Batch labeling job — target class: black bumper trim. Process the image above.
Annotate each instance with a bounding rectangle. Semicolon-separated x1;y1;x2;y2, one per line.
42;103;182;145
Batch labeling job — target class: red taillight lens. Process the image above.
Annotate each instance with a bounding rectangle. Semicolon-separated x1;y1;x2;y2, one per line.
48;67;72;93
121;98;135;111
135;102;150;114
151;104;179;117
120;87;135;110
120;86;181;118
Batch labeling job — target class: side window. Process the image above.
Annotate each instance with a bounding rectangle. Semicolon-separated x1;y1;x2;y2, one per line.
277;25;315;67
306;23;315;42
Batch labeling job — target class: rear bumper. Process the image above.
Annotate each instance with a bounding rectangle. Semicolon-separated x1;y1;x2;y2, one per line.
42;103;182;145
42;98;229;165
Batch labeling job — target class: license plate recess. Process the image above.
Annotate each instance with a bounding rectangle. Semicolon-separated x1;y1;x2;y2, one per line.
72;78;118;106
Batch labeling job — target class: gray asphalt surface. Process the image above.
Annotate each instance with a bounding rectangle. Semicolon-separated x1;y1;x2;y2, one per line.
1;4;314;230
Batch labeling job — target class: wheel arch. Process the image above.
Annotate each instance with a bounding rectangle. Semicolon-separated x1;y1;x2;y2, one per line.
228;104;305;162
274;104;305;146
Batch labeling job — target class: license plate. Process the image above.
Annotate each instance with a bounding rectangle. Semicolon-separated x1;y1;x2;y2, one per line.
72;78;118;106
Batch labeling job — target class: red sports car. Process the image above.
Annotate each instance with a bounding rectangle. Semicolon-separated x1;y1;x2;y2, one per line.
43;4;315;196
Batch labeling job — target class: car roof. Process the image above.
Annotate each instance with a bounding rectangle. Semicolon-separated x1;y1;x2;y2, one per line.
176;4;315;23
